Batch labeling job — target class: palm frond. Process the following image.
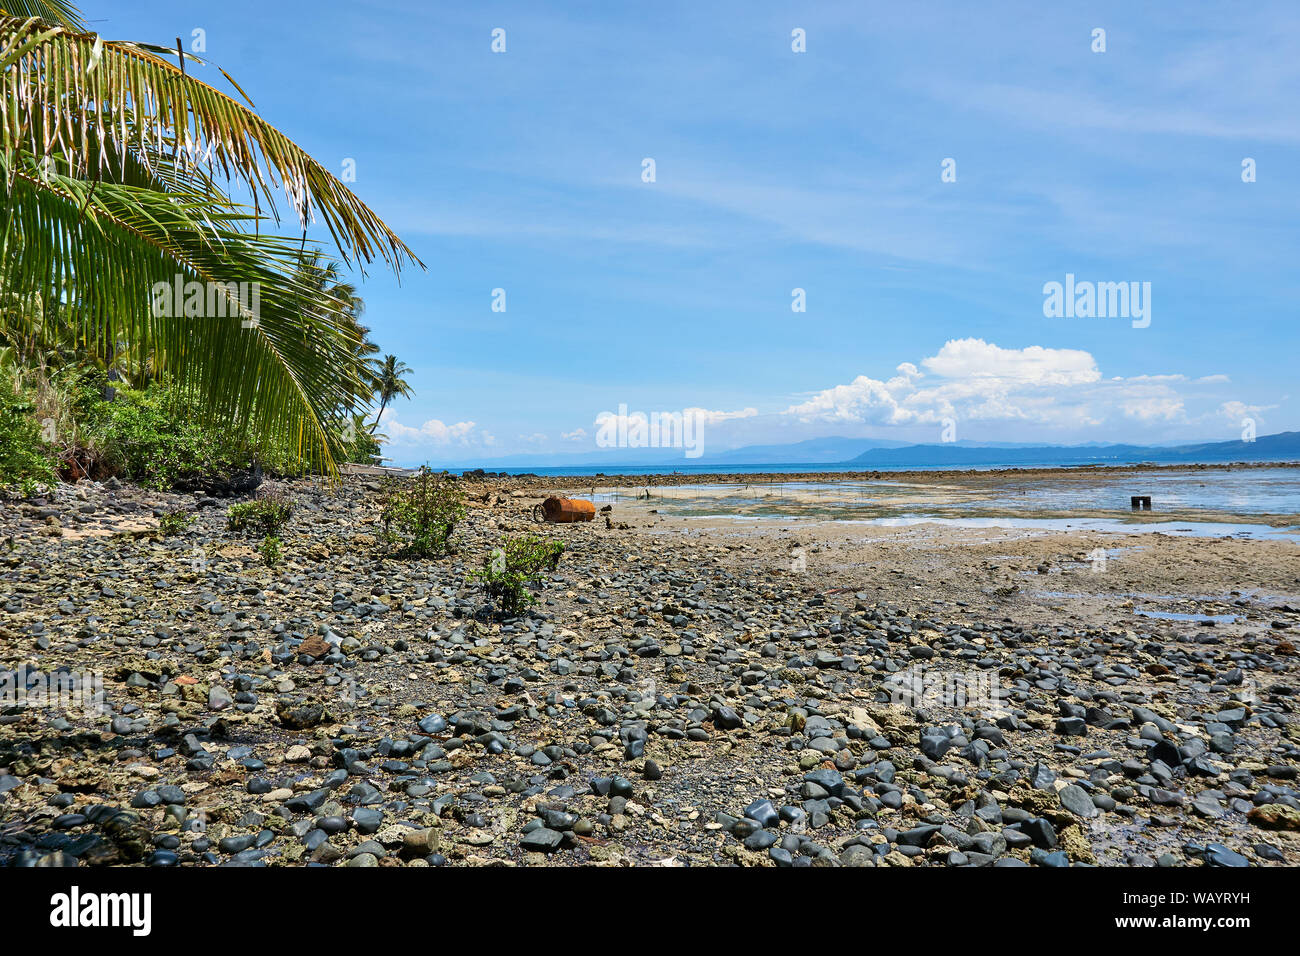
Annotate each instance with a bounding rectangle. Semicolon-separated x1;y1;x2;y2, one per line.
0;1;84;30
0;153;371;472
0;15;423;273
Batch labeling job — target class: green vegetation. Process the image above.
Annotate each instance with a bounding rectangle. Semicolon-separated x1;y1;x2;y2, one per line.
4;367;240;487
0;358;396;494
156;509;193;537
258;535;283;568
0;373;56;496
78;375;256;490
0;1;421;482
380;467;466;557
338;411;385;468
227;490;295;537
471;534;565;616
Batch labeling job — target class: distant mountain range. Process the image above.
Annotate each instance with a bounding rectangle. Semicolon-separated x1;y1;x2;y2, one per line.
418;432;1300;472
843;431;1300;467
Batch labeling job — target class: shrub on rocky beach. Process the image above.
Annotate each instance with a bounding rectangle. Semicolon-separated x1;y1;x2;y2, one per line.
227;489;295;536
28;369;257;488
380;467;466;557
258;535;283;568
156;509;193;536
0;364;397;494
85;382;256;490
0;376;56;497
471;534;565;616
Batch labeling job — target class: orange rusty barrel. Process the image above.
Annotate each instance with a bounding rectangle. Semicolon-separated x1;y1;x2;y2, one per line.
539;496;596;523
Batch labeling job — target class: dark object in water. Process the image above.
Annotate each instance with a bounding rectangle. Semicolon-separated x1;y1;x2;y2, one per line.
535;497;595;523
1130;495;1152;511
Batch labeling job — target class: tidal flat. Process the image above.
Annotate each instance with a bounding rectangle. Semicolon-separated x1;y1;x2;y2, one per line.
1;464;1297;867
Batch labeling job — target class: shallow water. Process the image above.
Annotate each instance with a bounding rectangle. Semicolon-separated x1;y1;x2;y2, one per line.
842;516;1300;538
985;468;1300;515
594;468;1300;538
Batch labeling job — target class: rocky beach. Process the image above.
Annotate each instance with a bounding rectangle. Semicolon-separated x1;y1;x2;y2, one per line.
1;467;1298;868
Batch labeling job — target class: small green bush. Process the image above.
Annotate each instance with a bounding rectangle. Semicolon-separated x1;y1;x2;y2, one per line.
157;509;193;536
227;489;294;536
471;534;565;616
258;534;283;568
380;466;466;557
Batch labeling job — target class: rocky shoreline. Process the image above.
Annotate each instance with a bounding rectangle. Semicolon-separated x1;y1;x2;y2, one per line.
1;472;1297;867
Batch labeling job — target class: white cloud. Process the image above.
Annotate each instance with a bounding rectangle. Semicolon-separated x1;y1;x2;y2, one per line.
1122;396;1184;421
785;339;1102;427
1218;400;1275;420
683;406;758;425
782;338;1228;433
920;339;1099;386
591;406;757;430
379;410;489;447
377;344;1261;457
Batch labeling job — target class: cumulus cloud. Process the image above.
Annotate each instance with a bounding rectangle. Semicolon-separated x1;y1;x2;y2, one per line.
920;339;1099;386
376;342;1255;457
379;410;492;447
1218;400;1275;420
783;338;1225;432
782;364;925;425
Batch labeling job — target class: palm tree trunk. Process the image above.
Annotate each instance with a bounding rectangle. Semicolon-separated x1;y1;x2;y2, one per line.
371;395;389;431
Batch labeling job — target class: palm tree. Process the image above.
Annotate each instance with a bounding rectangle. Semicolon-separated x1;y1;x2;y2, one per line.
296;250;367;335
291;248;381;414
371;355;414;429
0;3;423;474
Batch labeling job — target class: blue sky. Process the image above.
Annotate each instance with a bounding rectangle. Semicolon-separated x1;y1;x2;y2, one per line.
101;1;1299;465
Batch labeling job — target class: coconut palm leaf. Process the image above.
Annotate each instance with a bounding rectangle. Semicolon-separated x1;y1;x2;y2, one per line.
0;15;421;272
0;1;84;30
1;153;372;470
1;10;423;475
